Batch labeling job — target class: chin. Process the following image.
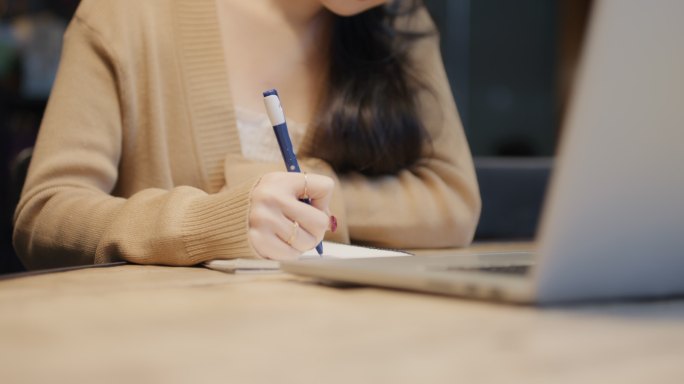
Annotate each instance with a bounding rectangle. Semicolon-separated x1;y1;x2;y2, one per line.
322;0;388;17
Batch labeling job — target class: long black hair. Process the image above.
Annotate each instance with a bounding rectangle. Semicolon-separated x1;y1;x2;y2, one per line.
305;0;433;176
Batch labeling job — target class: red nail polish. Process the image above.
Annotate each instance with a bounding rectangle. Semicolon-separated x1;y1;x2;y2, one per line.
329;215;338;233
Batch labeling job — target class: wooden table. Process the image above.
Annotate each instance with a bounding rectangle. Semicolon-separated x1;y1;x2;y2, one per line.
1;244;683;384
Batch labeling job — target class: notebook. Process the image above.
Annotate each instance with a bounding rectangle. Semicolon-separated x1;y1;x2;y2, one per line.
204;241;410;274
281;0;684;304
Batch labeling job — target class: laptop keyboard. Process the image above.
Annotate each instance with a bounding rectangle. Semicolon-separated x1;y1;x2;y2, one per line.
445;265;532;275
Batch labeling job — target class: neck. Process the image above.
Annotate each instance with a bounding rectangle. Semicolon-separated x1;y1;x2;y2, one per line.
259;0;333;61
219;0;329;34
268;0;324;26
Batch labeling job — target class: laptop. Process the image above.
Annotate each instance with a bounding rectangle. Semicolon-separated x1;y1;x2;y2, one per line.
282;0;684;304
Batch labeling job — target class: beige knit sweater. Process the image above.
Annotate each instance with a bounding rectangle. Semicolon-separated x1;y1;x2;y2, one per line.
13;0;481;270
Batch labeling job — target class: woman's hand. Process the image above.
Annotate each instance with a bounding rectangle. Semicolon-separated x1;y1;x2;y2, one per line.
248;172;334;260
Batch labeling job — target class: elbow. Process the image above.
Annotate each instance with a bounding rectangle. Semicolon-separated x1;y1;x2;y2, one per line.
438;208;481;248
442;210;480;247
12;211;35;270
433;192;482;248
12;192;73;270
12;194;48;270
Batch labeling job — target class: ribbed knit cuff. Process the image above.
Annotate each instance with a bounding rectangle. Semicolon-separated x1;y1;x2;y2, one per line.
182;178;259;264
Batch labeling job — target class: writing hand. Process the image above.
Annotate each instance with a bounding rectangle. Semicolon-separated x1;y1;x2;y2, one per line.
248;172;333;260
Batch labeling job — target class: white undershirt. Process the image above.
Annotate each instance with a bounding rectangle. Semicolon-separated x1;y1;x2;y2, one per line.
234;106;308;163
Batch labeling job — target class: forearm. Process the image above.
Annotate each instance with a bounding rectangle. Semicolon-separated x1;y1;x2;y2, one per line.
339;158;481;249
14;180;258;269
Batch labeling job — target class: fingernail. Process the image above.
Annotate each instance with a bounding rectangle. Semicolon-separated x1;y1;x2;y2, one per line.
329;215;338;233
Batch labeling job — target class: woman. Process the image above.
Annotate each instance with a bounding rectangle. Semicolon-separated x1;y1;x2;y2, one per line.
13;0;480;269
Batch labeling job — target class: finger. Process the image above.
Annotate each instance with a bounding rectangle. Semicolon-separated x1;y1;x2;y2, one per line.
249;203;321;253
251;172;333;243
250;187;327;243
274;218;320;253
271;172;333;209
249;227;300;261
257;172;334;210
257;172;332;238
279;201;329;242
297;173;334;212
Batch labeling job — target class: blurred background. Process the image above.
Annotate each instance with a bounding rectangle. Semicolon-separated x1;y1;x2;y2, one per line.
0;0;592;273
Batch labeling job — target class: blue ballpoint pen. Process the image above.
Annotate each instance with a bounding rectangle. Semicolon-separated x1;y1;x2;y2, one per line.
263;89;324;256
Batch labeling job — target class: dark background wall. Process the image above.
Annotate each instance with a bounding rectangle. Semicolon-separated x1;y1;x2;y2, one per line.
1;0;80;272
424;0;590;156
0;0;591;272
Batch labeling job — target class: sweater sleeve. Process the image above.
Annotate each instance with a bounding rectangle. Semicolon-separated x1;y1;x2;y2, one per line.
337;8;482;249
12;13;258;269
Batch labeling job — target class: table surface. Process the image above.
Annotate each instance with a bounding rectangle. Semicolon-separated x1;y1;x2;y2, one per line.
1;243;684;384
